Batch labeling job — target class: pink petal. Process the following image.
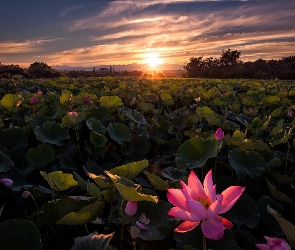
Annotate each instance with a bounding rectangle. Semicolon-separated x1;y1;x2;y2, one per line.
136;221;148;230
174;221;200;233
167;189;188;211
255;244;271;250
204;170;216;203
188;171;206;200
207;194;223;218
125;201;138;216
186;200;207;220
280;239;292;250
180;180;193;200
168;207;201;222
215;215;233;229
201;217;225;240
219;186;245;214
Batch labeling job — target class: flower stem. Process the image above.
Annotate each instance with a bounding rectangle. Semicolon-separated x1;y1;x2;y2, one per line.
120;199;124;250
203;234;207;250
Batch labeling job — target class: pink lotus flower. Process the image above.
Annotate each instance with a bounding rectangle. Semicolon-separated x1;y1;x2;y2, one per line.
214;128;224;140
29;96;38;104
83;96;92;103
249;108;253;113
37;90;43;95
256;236;291;250
68;111;78;117
0;178;13;187
287;110;293;117
167;170;245;240
125;201;138;216
22;190;31;199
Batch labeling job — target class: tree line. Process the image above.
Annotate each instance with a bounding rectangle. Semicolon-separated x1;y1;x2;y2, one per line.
184;49;295;79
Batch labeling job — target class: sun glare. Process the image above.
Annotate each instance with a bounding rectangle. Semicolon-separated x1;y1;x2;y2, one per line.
145;53;163;68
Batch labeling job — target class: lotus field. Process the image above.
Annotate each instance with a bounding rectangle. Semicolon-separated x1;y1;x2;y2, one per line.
1;77;295;250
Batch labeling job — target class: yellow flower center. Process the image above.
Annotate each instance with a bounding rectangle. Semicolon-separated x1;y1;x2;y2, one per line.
198;198;210;209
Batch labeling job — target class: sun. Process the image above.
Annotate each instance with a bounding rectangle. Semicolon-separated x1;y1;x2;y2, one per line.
145;53;163;68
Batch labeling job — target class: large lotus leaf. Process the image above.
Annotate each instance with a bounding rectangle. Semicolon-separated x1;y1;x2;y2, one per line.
266;169;295;185
87;181;102;199
143;170;169;191
121;106;148;125
162;167;187;181
205;114;220;126
0;151;14;172
60;91;72;104
196;106;213;117
71;95;83;105
266;179;295;206
40;171;78;191
0;219;42;250
109;160;148;179
262;95;280;104
270;107;283;118
61;112;86;128
85;107;110;125
88;173;113;188
106;171;158;202
90;132;108;147
27;144;55;167
175;136;218;169
268;207;295;248
174;226;237;250
56;201;104;225
228;148;266;179
107;123;132;145
138;102;155;112
270;129;291;147
72;232;115;250
160;93;173;106
86;118;107;134
99;96;122;108
1;94;22;110
0;127;28;152
128;200;173;241
34;121;70;146
30;115;55;129
223;193;260;228
271;119;284;135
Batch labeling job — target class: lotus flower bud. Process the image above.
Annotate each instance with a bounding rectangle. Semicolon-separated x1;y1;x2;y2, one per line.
125;201;138;216
0;178;13;187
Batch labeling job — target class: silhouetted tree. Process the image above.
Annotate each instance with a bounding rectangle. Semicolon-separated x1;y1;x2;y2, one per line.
27;62;61;78
220;49;241;67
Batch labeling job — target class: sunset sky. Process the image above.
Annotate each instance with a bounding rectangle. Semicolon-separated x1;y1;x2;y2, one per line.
0;0;295;69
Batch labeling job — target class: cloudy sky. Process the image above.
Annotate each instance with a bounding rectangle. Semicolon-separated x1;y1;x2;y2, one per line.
0;0;294;69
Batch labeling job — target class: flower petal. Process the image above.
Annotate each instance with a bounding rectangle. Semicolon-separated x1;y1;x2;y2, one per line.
255;244;271;250
204;170;216;203
207;194;222;218
180;180;193;200
186;200;207;220
219;186;245;214
167;188;188;211
188;171;206;200
125;201;138;216
201;217;225;240
175;221;200;233
168;207;201;222
215;215;233;229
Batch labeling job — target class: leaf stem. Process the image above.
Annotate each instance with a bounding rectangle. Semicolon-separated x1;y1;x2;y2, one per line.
120;199;124;250
203;234;207;250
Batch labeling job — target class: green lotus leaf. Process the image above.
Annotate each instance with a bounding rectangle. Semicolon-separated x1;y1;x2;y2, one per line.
30;115;55;129
34;121;70;146
27;144;55;167
262;95;280;104
175;136;218;169
160;93;173;106
107;123;132;145
1;94;22;110
271;119;284;135
270;107;282;117
85;107;110;125
61;112;86;128
121;106;148;125
138;102;155;112
0;151;14;172
196;106;213;117
88;173;113;188
266;169;295;185
71;95;83;105
0;219;42;250
99;96;123;108
56;201;104;225
0;127;28;152
228;148;266;179
73;232;115;250
106;171;158;202
87;181;102;199
60;90;72;104
223;193;260;228
109;160;148;179
40;171;78;191
143;170;169;191
90;132;108;147
86;118;107;134
266;179;295;206
129;200;173;241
